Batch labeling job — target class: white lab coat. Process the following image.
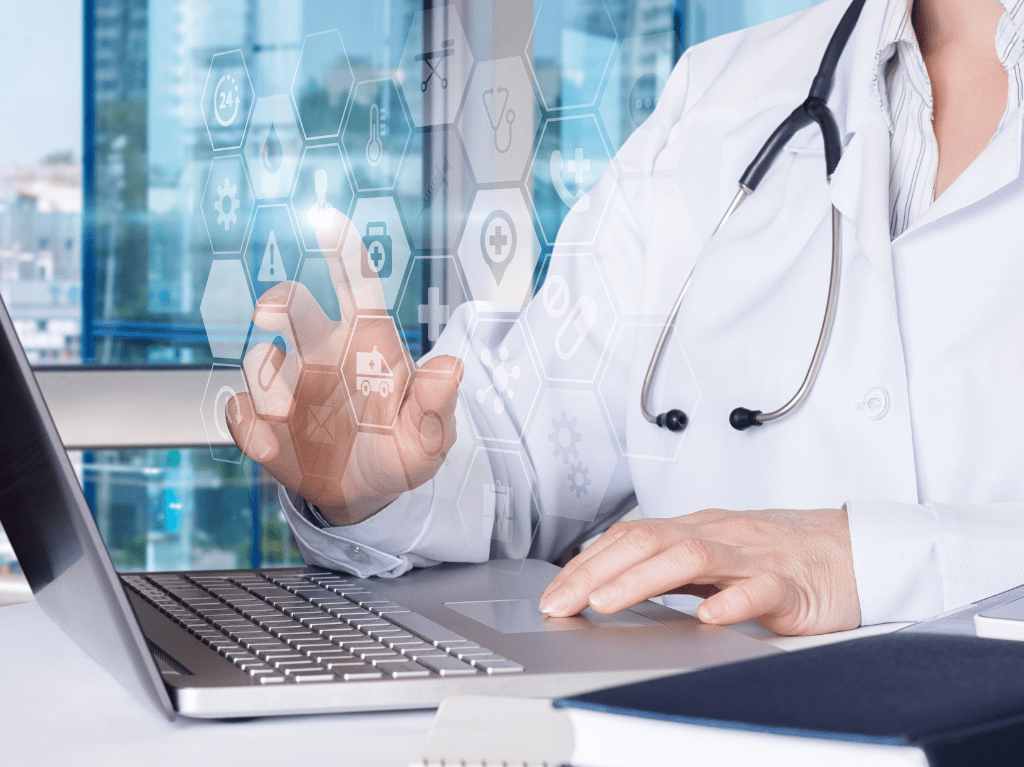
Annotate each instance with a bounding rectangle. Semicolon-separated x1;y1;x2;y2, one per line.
284;0;1024;626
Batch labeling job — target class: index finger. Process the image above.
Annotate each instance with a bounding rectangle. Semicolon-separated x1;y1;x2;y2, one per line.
315;211;389;322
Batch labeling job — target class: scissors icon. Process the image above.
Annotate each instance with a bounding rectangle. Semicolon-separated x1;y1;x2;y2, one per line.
482;86;515;154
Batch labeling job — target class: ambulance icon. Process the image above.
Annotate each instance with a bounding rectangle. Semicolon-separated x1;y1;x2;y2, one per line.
355;346;395;398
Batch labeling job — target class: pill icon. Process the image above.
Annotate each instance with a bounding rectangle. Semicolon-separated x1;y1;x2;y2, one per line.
555;295;597;361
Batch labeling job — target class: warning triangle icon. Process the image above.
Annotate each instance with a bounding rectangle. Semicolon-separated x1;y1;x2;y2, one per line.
258;230;286;283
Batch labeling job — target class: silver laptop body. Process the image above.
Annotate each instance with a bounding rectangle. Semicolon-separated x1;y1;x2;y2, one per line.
0;295;778;719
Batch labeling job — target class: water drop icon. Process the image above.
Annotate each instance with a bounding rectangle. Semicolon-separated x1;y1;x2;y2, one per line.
261;122;282;174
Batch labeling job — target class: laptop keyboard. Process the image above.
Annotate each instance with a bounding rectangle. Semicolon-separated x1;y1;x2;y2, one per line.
122;570;523;685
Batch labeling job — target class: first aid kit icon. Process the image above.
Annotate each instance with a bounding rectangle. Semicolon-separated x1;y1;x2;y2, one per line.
362;221;393;279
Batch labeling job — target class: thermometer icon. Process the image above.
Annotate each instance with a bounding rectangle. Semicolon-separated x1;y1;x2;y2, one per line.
366;104;384;167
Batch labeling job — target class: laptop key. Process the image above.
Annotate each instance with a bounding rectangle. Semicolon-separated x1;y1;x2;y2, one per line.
374;660;430;678
473;659;525;674
386;613;470;645
334;665;384;681
416;655;478;676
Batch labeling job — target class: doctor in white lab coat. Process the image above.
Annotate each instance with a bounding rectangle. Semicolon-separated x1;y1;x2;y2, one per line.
229;0;1024;635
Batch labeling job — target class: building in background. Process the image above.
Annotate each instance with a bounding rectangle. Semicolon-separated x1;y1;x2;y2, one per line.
0;152;82;363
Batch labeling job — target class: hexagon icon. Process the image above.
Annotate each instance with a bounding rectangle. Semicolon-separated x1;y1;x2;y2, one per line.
458;188;540;309
527;252;616;384
598;32;675;153
202;155;255;254
340;315;413;430
288;367;358;482
200;364;253;464
525;388;617;522
531;115;616;247
243;204;303;307
291;144;354;253
528;0;617;111
465;315;541;444
396;254;471;369
599;323;700;462
291;30;355;140
243;95;303;200
200;260;254;359
399;5;474;128
342;77;411;193
344;195;412;312
202;50;254;151
457;447;540;559
457;57;539;185
395;127;475;251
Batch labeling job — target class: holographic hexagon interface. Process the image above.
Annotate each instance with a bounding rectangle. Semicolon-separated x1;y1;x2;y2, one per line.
528;252;616;384
528;0;617;111
466;316;541;444
291;29;355;140
243;204;303;307
291;143;354;253
340;315;413;431
457;447;539;557
346;195;412;312
395;128;475;251
599;323;699;462
598;32;675;153
458;187;540;309
200;260;254;360
399;4;474;128
342;77;411;193
202;155;255;255
531;115;615;246
201;364;253;464
396;254;471;370
244;94;303;200
202;50;254;151
525;388;617;522
457;57;539;185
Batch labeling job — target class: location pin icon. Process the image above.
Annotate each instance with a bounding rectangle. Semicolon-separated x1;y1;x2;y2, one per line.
479;210;517;285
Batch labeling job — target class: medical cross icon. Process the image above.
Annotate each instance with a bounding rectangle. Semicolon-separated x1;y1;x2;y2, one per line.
566;148;591;185
368;242;386;269
489;225;508;257
418;286;451;342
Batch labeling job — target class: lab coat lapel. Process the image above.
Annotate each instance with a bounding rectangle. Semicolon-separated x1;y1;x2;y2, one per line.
828;112;899;317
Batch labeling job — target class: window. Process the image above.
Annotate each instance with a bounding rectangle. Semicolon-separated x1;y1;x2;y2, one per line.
0;0;824;588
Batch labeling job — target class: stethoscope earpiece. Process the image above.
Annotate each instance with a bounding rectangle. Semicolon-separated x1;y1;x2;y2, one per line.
656;409;688;432
729;408;763;431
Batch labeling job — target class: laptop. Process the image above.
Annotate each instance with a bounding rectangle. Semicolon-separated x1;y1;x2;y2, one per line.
0;295;778;720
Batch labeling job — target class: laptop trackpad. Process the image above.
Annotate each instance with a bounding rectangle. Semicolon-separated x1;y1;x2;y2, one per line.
444;599;661;634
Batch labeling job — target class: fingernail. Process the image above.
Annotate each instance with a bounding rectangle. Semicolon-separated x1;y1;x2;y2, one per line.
252;436;272;461
539;595;563;615
589;587;613;610
700;601;723;622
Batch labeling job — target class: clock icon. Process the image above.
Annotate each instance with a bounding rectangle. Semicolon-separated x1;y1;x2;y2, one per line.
214;74;240;127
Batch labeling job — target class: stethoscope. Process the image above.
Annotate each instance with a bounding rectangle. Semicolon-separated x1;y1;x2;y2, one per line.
642;0;867;433
483;86;515;154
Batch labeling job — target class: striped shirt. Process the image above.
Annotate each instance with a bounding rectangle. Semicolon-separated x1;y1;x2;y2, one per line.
877;0;1024;239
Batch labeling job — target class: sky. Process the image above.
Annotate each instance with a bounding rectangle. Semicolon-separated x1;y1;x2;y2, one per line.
0;1;83;166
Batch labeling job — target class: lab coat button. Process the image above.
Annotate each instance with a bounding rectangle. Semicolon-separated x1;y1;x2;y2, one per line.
854;387;890;420
342;544;371;564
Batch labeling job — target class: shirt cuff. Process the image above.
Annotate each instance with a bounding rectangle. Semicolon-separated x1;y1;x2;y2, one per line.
279;486;408;578
845;500;944;625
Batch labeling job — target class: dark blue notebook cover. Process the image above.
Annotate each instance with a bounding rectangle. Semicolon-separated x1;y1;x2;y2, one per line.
555;633;1024;765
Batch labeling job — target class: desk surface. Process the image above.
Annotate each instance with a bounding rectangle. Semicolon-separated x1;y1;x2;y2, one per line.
0;599;911;767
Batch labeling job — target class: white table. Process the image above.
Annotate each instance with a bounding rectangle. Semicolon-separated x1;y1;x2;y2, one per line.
0;599;915;767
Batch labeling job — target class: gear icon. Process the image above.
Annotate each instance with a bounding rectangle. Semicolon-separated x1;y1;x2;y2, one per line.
567;462;591;499
214;178;240;231
548;410;582;464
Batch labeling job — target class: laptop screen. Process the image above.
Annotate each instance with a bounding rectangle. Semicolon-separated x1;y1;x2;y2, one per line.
0;295;174;717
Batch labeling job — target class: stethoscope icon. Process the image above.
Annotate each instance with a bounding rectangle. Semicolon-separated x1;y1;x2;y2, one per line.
482;86;515;154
